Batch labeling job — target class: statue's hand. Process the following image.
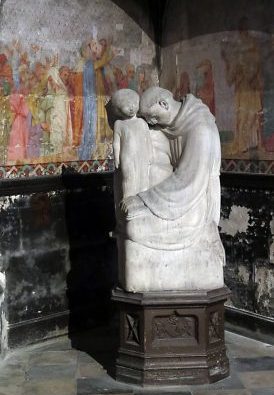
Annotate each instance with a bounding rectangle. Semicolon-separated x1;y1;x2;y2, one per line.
120;195;147;219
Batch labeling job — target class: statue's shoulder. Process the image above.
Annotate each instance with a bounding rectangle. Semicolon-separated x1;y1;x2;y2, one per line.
136;117;149;127
114;119;123;132
184;93;201;105
114;119;122;126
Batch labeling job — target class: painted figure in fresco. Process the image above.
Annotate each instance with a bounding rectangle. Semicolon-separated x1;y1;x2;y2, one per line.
175;71;190;101
6;48;51;161
47;66;73;159
0;37;155;166
7;93;29;162
113;67;128;89
26;71;43;159
0;53;13;163
90;39;119;158
125;64;137;91
79;38;118;160
70;45;86;151
7;40;22;91
136;66;149;94
34;62;53;157
0;53;13;94
99;38;116;95
221;17;263;155
262;35;274;151
0;54;12;164
18;63;31;94
78;41;97;161
195;60;215;115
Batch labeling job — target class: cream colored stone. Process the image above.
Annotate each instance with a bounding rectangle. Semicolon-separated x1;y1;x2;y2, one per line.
113;87;225;291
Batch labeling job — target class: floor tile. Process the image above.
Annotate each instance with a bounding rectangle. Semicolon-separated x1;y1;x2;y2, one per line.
0;330;274;395
77;351;103;365
135;392;191;395
23;379;76;395
232;356;274;371
239;370;274;389
191;373;245;391
0;366;26;386
225;332;274;358
192;390;252;395
0;384;23;395
77;377;133;394
29;350;77;366
26;363;77;380
76;363;106;378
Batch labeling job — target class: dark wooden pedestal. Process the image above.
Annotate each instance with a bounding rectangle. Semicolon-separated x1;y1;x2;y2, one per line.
112;287;231;386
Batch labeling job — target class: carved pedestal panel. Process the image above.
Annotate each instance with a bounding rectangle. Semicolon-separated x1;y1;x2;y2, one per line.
112;287;231;386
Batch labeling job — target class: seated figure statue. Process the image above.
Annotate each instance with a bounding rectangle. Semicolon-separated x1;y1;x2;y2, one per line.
111;88;173;286
114;87;225;292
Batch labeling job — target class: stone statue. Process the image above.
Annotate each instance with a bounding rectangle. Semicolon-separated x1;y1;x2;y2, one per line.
112;88;172;224
112;87;225;292
112;89;151;200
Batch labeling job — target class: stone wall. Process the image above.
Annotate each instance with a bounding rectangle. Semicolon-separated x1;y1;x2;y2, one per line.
219;174;274;341
221;180;274;316
0;173;115;354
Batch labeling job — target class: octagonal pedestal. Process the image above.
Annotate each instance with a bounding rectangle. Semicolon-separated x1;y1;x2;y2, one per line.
112;286;231;387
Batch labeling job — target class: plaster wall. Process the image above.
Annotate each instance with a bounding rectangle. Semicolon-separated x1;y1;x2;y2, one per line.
0;0;157;177
161;0;274;330
160;0;274;174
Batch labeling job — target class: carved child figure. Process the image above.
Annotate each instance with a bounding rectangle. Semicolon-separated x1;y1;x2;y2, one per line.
112;89;173;202
112;89;151;199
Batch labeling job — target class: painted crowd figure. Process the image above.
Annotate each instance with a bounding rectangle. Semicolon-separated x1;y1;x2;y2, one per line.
0;38;155;165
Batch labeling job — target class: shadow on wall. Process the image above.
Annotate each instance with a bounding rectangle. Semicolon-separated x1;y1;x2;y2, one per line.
161;0;274;47
62;170;118;371
111;0;166;45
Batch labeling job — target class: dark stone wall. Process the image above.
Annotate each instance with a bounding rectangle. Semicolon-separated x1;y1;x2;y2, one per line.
1;172;274;353
161;0;274;47
220;174;274;329
0;173;116;354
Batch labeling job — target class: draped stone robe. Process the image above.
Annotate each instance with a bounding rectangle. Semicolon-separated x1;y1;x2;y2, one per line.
119;94;225;292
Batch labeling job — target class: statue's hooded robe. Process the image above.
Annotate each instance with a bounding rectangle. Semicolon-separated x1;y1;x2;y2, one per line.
125;94;224;258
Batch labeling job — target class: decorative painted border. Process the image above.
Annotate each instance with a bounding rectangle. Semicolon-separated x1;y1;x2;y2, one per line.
221;159;274;175
0;158;274;179
0;159;114;179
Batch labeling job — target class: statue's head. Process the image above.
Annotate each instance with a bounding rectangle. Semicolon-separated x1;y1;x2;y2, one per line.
112;89;139;119
139;87;179;127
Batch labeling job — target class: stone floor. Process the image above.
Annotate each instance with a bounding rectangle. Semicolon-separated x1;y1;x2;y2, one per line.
1;326;274;395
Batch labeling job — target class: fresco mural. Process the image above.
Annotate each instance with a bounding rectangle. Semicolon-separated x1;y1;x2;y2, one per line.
161;19;274;174
0;0;157;178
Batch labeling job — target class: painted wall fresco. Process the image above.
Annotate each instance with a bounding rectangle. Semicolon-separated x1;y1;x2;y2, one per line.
0;0;157;178
160;22;274;174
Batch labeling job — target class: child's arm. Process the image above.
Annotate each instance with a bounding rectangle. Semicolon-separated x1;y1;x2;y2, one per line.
113;121;121;169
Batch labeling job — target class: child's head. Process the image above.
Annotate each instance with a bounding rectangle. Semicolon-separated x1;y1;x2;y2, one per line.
112;89;139;119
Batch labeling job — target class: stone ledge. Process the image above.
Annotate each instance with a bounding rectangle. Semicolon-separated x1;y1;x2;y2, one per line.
112;286;231;306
